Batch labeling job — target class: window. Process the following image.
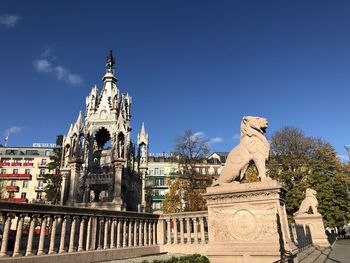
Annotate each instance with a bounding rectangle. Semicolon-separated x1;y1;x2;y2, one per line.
214;168;218;175
41;159;47;165
5;150;17;155
0;181;3;188
22;180;28;189
9;193;14;198
1;169;6;174
21;193;26;198
26;150;39;155
38;181;44;187
40;169;45;175
13;169;18;174
149;169;154;176
155;178;164;186
159;169;164;175
25;169;30;174
205;168;209;175
11;180;16;186
36;192;42;199
154;168;159;175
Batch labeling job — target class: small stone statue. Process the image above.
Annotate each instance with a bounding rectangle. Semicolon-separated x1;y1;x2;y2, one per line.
140;145;147;164
294;188;319;215
212;116;270;186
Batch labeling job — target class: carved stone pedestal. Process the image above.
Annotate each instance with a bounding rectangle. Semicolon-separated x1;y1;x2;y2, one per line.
203;180;297;263
294;213;329;247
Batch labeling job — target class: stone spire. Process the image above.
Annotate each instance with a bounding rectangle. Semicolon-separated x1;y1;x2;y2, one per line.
137;122;148;145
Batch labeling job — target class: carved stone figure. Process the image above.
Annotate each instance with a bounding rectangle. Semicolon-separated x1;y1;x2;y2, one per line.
140;145;147;163
212;116;269;186
294;188;319;215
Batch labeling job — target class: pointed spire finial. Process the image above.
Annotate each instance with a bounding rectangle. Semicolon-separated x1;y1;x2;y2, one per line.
106;50;116;73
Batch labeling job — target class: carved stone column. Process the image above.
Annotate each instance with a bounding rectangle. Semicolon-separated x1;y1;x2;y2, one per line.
133;219;138;246
203;180;298;263
143;220;148;246
49;215;60;254
67;160;83;205
185;218;191;244
78;216;87;252
112;159;124;208
60;169;70;205
148;220;152;245
122;219;127;248
59;215;69;253
25;214;38;256
173;218;178;244
13;214;26;257
0;213;14;257
179;218;184;244
104;218;110;249
38;215;49;255
166;219;171;245
110;218;116;249
199;217;205;244
152;220;157;245
138;219;143;246
192;217;198;244
97;217;104;250
116;218;121;248
128;219;133;247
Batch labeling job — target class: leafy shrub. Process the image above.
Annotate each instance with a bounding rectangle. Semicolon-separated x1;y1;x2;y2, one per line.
147;254;209;263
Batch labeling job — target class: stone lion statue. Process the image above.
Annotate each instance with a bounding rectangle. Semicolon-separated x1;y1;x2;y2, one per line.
294;188;319;215
212;116;270;186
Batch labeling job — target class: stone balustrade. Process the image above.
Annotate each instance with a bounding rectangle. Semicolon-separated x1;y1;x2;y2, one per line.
157;211;208;254
0;202;159;260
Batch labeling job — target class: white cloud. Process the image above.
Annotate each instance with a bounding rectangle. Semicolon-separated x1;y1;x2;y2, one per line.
337;155;349;163
34;50;83;85
208;137;223;145
5;126;24;135
0;14;21;28
191;132;205;140
232;134;240;140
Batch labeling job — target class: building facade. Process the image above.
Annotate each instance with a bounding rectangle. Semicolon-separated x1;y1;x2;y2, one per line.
60;51;147;211
147;152;228;211
0;146;56;203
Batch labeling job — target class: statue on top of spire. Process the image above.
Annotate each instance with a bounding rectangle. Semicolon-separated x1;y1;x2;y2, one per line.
106;50;116;73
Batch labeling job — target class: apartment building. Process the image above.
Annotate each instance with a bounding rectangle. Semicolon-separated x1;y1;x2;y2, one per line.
0;146;56;203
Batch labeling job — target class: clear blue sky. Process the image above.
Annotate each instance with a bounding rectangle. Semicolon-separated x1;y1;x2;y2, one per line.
1;0;350;160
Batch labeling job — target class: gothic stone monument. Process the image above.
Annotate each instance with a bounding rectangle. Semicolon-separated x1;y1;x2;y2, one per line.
204;116;297;263
294;188;329;247
60;51;149;211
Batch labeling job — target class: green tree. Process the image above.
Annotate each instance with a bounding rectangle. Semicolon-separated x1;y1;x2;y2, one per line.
267;126;350;226
43;135;63;204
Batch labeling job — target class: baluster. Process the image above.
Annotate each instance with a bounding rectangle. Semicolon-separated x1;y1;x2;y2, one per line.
68;216;78;252
13;214;26;257
122;219;127;248
173;218;178;244
104;218;110;249
78;216;87;252
133;219;138;246
152;220;157;245
25;214;38;256
49;215;60;254
86;217;92;250
128;219;133;247
116;218;121;248
59;215;69;253
110;218;116;249
199;217;205;244
148;220;152;245
166;218;171;245
185;218;191;243
193;217;198;244
38;215;49;255
97;217;104;250
138;219;143;246
90;217;97;250
143;220;148;246
0;213;14;257
179;218;184;244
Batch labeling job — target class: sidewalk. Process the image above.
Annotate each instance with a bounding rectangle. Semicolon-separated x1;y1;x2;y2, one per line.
325;239;350;263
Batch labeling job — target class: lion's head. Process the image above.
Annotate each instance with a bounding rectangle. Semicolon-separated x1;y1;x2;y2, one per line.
240;116;268;137
305;188;317;198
